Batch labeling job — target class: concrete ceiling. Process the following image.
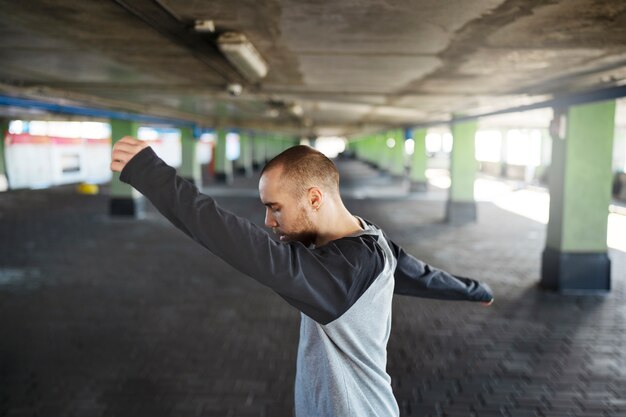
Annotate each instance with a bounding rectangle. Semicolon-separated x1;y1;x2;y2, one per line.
1;0;626;136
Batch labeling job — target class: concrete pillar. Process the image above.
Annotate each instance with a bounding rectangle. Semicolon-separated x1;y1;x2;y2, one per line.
349;139;357;159
359;137;369;162
530;129;552;185
359;138;369;162
357;138;366;163
409;127;428;191
179;127;201;187
355;138;366;161
109;119;144;217
283;138;290;152
373;135;384;168
344;139;353;157
389;129;406;177
214;129;233;183
377;133;391;171
234;132;245;173
264;137;274;160
446;120;478;225
237;131;253;177
0;119;8;191
268;138;279;159
386;132;398;173
500;129;508;177
252;134;265;169
541;101;616;292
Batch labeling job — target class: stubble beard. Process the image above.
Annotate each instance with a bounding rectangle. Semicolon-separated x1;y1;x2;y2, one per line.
282;206;317;246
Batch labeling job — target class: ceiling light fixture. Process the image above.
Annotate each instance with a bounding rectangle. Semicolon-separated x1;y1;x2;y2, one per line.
217;32;268;82
194;20;215;33
289;103;303;117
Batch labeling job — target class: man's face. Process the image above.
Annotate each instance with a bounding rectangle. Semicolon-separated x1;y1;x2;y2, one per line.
259;167;317;245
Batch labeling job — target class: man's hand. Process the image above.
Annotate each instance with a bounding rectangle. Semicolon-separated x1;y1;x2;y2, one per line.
111;136;149;172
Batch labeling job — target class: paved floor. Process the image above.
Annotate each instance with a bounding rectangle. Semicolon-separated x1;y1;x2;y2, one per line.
0;157;625;417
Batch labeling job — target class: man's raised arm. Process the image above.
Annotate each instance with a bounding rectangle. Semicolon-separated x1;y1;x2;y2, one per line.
385;235;494;305
110;137;387;324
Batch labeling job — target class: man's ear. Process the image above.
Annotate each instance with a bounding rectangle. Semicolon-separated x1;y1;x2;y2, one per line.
308;187;323;211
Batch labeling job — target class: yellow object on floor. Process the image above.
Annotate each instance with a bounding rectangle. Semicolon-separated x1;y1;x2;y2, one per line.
76;183;99;195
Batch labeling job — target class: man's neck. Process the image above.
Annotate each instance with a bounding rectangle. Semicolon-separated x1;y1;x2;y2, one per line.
314;208;363;247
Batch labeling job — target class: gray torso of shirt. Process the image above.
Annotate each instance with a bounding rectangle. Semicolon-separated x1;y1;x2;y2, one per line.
294;218;400;417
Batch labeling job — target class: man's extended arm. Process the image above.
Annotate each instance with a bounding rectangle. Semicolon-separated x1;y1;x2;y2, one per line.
114;142;385;324
387;236;493;303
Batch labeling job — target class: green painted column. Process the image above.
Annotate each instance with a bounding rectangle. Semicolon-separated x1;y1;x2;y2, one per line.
110;119;144;216
264;137;273;160
355;138;363;160
357;138;365;162
253;135;267;168
409;128;428;191
344;139;353;157
0;119;8;191
264;137;270;158
276;138;282;157
179;127;201;187
541;101;616;292
237;132;253;177
282;138;290;152
389;129;406;177
499;129;509;177
385;132;397;173
357;138;367;161
446;120;478;224
378;133;391;171
267;137;279;159
355;138;365;160
214;129;233;183
367;135;378;165
234;131;245;173
348;138;357;159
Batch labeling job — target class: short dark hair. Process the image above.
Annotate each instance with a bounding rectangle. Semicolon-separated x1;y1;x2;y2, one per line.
261;145;340;197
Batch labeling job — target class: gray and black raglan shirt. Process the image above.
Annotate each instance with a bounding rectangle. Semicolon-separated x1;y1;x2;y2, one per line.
120;147;493;417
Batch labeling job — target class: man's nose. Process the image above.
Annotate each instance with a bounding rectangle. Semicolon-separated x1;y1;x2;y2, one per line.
265;209;277;228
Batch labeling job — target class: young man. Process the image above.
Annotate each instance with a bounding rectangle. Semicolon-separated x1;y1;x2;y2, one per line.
111;137;493;417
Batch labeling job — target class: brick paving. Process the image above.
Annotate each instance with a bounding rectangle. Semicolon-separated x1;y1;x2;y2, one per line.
0;157;624;417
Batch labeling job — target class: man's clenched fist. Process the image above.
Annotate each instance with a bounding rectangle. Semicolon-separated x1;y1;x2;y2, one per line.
111;136;149;172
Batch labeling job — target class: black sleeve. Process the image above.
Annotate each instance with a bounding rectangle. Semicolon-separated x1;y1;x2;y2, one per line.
119;147;385;324
386;236;493;302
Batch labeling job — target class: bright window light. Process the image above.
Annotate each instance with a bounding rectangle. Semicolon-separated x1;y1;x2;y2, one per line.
475;130;502;162
426;133;442;153
405;138;415;155
442;133;453;153
315;136;346;158
506;130;529;165
8;120;23;134
48;121;81;138
226;132;240;161
81;122;110;139
138;127;159;141
529;129;542;166
199;132;215;143
29;121;48;136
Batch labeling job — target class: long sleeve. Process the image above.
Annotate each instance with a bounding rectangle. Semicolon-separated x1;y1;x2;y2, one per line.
386;236;493;302
119;147;385;324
